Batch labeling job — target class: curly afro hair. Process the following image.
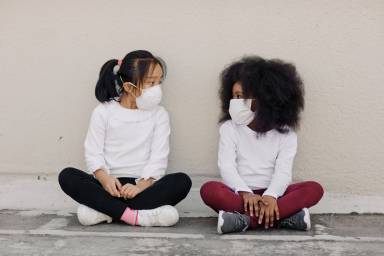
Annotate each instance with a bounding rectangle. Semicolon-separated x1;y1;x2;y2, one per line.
219;56;304;134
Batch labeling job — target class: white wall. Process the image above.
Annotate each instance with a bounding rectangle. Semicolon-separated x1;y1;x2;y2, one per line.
1;0;383;200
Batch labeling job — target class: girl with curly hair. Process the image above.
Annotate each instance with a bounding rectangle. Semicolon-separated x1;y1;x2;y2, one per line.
200;56;324;234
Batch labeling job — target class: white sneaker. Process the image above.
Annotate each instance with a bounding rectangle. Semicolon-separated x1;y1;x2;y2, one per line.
137;205;179;227
77;204;113;226
303;208;311;231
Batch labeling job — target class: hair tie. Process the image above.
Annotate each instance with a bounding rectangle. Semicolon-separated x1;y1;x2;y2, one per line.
113;64;120;75
113;59;123;75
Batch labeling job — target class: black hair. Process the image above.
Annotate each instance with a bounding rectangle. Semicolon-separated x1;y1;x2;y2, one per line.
95;50;167;102
219;56;304;134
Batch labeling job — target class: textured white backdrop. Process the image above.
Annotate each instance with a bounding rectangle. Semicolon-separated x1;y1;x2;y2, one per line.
0;0;383;200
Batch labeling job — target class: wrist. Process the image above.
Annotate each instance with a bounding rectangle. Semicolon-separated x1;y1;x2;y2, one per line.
136;179;152;190
263;195;277;200
262;195;277;205
94;169;108;182
238;191;252;197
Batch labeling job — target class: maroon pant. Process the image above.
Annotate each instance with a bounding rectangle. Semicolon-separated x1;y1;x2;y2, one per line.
200;181;324;229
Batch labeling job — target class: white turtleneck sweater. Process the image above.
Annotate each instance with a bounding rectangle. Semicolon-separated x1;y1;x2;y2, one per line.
218;120;297;199
84;101;170;179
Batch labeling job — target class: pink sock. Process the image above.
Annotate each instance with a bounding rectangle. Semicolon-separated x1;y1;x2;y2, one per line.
120;207;138;225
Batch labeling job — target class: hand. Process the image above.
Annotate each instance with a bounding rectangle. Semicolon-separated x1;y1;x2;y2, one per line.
258;195;280;229
120;184;142;199
239;191;262;217
136;178;154;191
94;169;122;197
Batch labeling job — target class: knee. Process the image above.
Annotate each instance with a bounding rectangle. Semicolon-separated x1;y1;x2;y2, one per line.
168;172;192;196
200;181;219;197
200;181;225;205
58;167;76;191
305;181;324;202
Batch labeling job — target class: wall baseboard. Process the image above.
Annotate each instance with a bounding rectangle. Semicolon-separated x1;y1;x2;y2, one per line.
0;174;383;217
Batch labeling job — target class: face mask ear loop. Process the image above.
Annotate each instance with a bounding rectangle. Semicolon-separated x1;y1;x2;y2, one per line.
122;81;143;99
127;82;139;89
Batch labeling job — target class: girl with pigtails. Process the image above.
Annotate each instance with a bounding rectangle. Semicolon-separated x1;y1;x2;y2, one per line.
59;50;191;227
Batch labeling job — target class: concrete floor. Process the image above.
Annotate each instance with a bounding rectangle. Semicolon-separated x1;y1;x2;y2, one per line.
0;210;384;256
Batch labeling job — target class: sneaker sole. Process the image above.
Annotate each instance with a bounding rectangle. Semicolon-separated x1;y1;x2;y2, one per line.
77;205;112;226
303;208;311;231
158;206;179;227
217;211;224;234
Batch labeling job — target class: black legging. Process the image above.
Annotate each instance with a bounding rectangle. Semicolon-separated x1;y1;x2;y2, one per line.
58;167;192;220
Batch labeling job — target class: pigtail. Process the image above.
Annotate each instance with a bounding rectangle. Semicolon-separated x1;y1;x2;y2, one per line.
95;59;121;102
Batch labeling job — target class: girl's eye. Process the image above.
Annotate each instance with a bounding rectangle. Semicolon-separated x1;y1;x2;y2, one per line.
145;81;155;86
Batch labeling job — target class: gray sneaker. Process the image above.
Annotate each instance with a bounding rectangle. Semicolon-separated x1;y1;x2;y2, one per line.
278;208;311;231
217;211;251;234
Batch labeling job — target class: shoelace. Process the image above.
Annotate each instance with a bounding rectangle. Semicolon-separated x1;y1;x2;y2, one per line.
279;212;302;228
233;212;249;231
280;218;295;228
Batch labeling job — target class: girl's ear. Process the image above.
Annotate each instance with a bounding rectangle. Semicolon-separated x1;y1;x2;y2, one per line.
122;82;130;93
122;82;141;97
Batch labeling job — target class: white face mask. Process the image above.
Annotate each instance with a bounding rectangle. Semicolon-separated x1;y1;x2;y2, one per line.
135;84;162;110
229;99;255;125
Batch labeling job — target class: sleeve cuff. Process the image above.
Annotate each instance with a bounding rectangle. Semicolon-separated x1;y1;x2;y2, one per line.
262;190;278;199
140;168;165;181
235;186;253;194
139;174;162;181
90;166;110;175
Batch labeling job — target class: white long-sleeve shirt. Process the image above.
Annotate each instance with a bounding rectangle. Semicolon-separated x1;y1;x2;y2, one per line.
84;101;170;179
218;120;297;199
